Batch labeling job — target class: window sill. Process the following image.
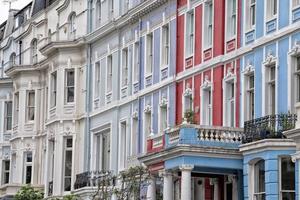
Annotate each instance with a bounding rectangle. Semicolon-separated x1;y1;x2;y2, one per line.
266;16;277;23
293;5;300;11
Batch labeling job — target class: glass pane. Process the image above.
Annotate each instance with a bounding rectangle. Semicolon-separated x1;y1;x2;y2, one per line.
28;108;35;121
255;160;265;193
5;161;10;170
282;192;295;200
66;138;73;148
65;150;72;176
25;166;32;184
249;75;255;89
67;87;74;102
270;66;276;81
26;152;32;162
4;172;9;184
64;177;71;191
67;70;75;87
281;157;295;190
28;92;35;106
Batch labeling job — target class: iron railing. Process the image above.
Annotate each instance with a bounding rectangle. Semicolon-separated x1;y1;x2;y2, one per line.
74;170;114;190
243;114;297;143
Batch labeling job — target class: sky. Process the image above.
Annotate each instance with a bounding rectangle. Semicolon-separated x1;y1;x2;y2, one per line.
0;0;32;24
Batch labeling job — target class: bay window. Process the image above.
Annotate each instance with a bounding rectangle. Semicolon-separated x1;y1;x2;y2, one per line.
185;10;194;57
63;138;73;192
68;13;76;39
65;69;75;103
14;92;19;124
31;39;38;64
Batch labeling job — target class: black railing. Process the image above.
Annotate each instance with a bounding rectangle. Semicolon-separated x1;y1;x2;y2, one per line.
243;114;297;143
74;170;114;190
48;181;53;196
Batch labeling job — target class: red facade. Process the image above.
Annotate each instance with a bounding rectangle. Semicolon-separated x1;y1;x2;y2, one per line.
175;0;241;127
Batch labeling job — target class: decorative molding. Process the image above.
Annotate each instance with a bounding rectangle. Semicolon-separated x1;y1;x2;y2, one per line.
144;104;152;114
159;97;168;108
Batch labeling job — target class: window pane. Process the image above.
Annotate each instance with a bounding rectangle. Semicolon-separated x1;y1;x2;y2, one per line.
25;166;32;184
255;160;265;193
67;87;74;102
66;138;73;148
67;70;75;87
4;161;10;170
26;152;32;162
65;151;72;176
282;192;295;200
281;157;295;191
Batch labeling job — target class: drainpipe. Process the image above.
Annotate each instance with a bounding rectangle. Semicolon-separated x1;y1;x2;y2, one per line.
84;0;93;172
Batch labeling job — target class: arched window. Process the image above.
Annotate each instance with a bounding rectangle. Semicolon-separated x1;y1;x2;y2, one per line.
254;160;265;200
31;39;38;64
9;53;16;67
96;0;101;26
68;12;76;39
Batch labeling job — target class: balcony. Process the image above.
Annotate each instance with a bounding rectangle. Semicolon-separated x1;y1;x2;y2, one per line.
243;114;297;143
165;125;244;149
74;171;114;190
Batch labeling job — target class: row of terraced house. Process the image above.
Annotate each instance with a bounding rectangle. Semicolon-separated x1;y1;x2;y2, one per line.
0;0;300;199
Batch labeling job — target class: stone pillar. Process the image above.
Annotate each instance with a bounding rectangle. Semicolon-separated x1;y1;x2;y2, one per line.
194;178;204;200
180;165;194;200
147;177;156;200
228;175;238;200
162;170;173;200
211;178;219;200
292;153;300;200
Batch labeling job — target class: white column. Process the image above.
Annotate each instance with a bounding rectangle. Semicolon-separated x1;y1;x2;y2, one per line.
180;164;194;200
194;178;205;200
162;170;173;200
211;178;219;200
147;177;156;200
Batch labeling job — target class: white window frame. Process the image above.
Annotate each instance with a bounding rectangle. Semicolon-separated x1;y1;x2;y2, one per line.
201;86;213;126
203;1;213;49
161;23;170;67
106;55;113;94
119;120;128;170
279;156;296;200
253;160;266;200
121;47;129;87
95;0;102;27
264;63;276;115
246;0;256;31
94;62;101;99
159;100;168;133
245;73;255;121
63;137;73;192
26;91;35;122
2;160;10;184
50;71;57;108
266;0;277;20
4;101;12;131
131;114;138;156
68;13;76;39
95;131;110;171
23;151;33;184
185;10;194;57
145;33;153;76
14;92;19;125
143;106;152;153
31;39;38;64
65;69;75;104
223;79;236;127
133;41;140;83
226;0;237;40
